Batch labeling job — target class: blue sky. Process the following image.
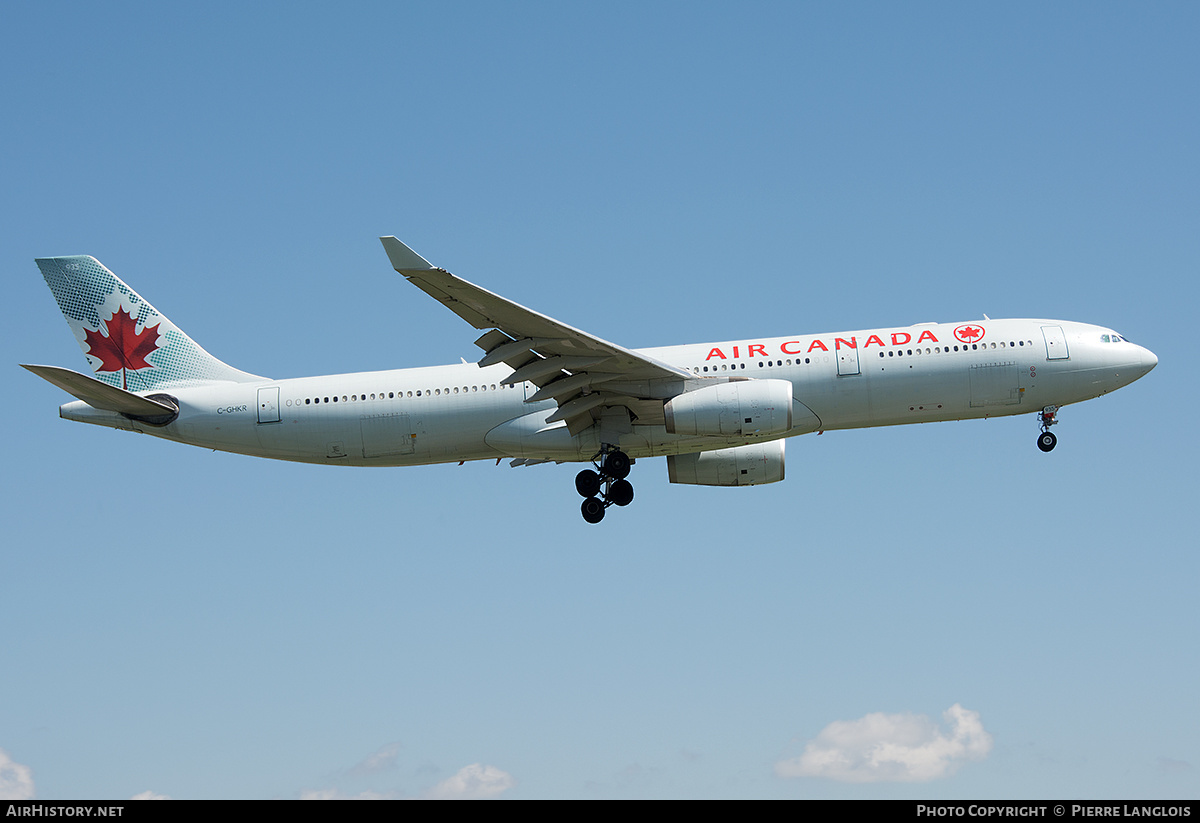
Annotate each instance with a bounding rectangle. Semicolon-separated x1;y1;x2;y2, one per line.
2;1;1196;800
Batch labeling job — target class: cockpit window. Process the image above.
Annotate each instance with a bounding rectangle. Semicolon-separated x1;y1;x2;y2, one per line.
1101;334;1110;342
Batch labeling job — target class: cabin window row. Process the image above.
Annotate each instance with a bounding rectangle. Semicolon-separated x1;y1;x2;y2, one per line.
878;340;1034;358
291;383;515;406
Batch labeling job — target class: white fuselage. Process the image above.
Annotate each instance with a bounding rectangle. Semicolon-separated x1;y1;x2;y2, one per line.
60;318;1157;467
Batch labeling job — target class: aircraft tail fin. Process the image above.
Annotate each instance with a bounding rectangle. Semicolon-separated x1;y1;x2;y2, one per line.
35;255;264;391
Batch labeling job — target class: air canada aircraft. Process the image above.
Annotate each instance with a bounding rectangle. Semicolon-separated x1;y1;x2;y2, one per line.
25;237;1158;523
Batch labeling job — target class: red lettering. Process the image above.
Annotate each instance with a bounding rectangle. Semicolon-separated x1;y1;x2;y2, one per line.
706;348;727;360
748;344;767;357
864;335;885;348
781;341;803;355
835;337;857;350
808;340;828;353
891;332;911;345
732;346;740;358
917;330;939;343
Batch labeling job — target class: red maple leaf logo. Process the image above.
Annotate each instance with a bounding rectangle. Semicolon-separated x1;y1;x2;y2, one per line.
955;324;984;343
84;306;161;387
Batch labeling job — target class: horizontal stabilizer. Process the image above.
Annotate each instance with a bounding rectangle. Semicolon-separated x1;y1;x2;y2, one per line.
22;364;177;417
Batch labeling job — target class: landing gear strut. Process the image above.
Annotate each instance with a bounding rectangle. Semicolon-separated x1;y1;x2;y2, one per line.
576;447;635;523
1037;405;1059;452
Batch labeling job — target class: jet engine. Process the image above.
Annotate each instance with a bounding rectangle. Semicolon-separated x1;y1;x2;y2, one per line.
663;379;793;437
666;440;786;487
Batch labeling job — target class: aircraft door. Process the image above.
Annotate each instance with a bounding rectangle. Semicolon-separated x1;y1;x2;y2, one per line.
1041;326;1069;360
257;387;280;423
969;363;1022;407
360;413;416;457
836;344;860;376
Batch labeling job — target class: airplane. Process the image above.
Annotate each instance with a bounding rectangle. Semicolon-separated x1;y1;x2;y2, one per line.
24;237;1158;524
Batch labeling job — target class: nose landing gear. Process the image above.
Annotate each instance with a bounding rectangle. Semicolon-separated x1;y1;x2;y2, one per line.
1037;405;1059;452
576;448;635;523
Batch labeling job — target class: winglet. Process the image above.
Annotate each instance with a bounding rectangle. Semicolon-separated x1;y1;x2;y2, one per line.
380;236;436;272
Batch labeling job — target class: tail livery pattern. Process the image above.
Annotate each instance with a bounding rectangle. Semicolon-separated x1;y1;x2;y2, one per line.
36;255;263;391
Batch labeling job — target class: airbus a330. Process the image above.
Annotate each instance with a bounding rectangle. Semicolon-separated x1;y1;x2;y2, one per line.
25;237;1158;523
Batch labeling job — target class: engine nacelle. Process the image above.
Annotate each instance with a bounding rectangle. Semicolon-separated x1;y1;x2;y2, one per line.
664;379;793;437
666;440;786;487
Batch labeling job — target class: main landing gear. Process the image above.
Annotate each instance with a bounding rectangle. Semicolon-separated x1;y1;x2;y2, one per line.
1037;405;1059;452
576;448;635;524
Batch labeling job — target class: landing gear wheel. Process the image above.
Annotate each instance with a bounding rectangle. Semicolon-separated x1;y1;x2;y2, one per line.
581;497;606;524
576;448;633;522
1037;431;1057;452
608;479;635;507
603;450;631;480
575;469;602;498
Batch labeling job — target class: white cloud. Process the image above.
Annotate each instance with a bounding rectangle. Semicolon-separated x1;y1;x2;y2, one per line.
775;703;993;783
300;788;398;800
0;748;35;800
348;742;401;776
423;764;515;799
130;791;170;800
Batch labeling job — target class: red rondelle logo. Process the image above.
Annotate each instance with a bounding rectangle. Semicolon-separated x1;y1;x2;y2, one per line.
954;324;985;344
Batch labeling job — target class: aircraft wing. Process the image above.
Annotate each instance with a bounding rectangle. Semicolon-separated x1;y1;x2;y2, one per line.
381;237;691;436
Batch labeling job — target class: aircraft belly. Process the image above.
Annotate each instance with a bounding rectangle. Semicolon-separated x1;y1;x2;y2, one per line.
485;407;599;459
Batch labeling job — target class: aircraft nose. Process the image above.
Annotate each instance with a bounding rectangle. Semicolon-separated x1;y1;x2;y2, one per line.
1138;345;1158;376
